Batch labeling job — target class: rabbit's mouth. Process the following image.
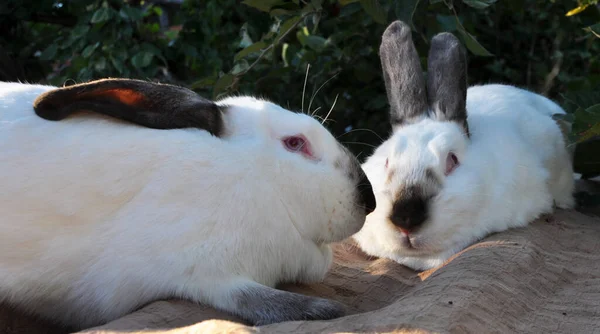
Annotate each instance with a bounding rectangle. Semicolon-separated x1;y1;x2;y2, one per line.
400;233;416;250
394;230;441;255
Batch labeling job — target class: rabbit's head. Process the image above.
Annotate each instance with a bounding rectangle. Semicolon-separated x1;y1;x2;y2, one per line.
380;21;468;232
33;78;376;244
215;95;376;242
355;21;470;262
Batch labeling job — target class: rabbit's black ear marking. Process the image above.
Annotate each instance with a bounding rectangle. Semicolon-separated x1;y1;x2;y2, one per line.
33;78;224;137
427;32;469;137
379;20;428;128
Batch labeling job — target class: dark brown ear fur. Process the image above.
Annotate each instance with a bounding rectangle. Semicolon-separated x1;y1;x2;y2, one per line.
33;78;224;137
379;21;428;128
426;32;469;137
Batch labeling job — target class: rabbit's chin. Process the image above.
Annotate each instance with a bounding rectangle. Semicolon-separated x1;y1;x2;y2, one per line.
354;230;465;271
352;214;474;271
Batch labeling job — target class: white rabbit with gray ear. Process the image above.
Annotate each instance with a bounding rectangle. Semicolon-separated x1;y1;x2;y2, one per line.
0;78;376;329
353;21;575;271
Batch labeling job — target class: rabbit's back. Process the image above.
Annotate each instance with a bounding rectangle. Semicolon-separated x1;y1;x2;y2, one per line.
464;83;574;210
466;84;568;162
0;83;266;325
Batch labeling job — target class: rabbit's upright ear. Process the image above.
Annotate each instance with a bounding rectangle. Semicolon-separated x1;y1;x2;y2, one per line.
426;32;469;137
379;20;428;128
33;78;224;136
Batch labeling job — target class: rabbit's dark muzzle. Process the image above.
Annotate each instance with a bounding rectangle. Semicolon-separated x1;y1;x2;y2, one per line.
389;185;430;233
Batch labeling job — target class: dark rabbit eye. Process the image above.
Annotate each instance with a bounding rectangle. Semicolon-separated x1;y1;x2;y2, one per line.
385;158;389;168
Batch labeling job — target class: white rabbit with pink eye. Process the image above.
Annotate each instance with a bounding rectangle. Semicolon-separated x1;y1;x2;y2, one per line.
0;78;376;329
353;21;575;271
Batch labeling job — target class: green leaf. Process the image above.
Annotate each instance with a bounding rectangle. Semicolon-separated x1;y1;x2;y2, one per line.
90;7;112;24
561;90;600;113
109;56;125;74
39;44;58;61
235;41;268;61
572;104;600;143
140;43;164;57
153;6;164;16
584;22;600;37
305;35;328;51
340;2;362;17
181;44;198;57
437;14;457;31
395;0;421;27
576;123;600;143
575;104;600;123
281;43;290;66
462;0;497;9
119;7;144;21
81;43;99;58
311;0;323;10
566;4;590;16
456;22;493;56
94;57;107;72
140;43;166;64
277;16;302;43
270;8;296;16
585;104;600;118
242;0;286;12
231;60;250;75
71;25;90;38
131;51;154;68
239;23;253;48
213;73;234;98
296;26;309;46
360;0;387;25
191;75;218;89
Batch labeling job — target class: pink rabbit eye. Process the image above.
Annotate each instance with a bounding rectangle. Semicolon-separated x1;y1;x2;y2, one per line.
283;135;314;159
285;136;304;150
445;152;459;176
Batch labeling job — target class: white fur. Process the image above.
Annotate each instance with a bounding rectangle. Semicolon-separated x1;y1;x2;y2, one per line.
353;84;575;270
0;82;368;327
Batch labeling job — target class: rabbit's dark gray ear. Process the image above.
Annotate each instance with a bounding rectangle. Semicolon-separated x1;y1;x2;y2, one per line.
379;20;428;128
33;78;224;137
426;32;469;137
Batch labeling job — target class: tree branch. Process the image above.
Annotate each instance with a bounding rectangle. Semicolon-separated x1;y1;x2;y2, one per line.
238;11;314;77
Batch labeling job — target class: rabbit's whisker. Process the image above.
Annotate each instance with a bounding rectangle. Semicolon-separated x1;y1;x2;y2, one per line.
321;94;339;125
342;141;378;149
301;64;311;114
337;128;385;143
309;72;340;117
312;114;325;122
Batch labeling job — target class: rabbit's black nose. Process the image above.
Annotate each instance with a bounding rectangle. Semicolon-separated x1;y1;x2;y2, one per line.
389;188;429;233
357;169;376;215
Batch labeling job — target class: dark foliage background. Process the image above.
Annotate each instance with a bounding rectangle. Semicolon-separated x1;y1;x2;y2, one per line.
1;0;599;178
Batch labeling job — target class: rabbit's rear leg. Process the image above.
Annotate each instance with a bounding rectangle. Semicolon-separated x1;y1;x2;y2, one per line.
550;149;576;209
216;279;347;325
